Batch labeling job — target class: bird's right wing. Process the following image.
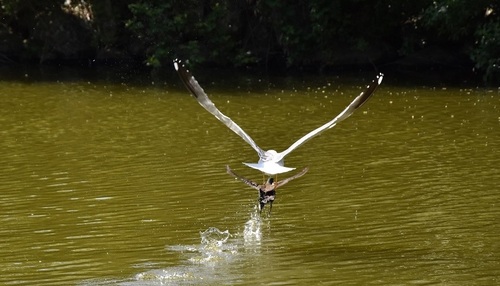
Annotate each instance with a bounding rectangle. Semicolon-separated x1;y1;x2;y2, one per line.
174;59;266;158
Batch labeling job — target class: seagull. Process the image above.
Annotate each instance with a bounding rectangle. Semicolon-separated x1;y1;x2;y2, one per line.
226;165;309;214
174;59;383;175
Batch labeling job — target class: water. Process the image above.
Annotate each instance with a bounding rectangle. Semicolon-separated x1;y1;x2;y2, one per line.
0;67;499;285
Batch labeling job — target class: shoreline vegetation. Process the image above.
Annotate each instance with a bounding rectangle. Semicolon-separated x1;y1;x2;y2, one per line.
0;1;498;84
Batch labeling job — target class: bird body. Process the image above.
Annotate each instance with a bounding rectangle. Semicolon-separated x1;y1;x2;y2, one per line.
242;150;295;174
226;165;308;213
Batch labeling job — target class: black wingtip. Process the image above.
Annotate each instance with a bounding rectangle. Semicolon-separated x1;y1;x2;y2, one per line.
354;72;384;109
173;59;190;77
174;59;200;97
173;58;181;71
377;73;384;85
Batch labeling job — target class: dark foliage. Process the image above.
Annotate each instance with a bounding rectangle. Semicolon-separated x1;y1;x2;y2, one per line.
0;0;498;82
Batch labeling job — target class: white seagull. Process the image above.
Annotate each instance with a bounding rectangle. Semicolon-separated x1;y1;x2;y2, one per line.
174;59;383;175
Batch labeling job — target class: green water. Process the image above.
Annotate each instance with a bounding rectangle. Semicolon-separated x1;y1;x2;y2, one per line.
0;67;499;285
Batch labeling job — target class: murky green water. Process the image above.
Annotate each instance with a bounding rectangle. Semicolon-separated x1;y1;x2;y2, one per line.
1;67;499;285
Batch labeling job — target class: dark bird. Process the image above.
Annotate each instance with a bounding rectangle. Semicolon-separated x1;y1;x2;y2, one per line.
226;165;308;214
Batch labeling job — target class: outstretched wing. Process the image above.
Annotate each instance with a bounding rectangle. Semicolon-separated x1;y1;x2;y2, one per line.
276;73;383;162
226;165;260;190
174;59;266;158
275;167;309;189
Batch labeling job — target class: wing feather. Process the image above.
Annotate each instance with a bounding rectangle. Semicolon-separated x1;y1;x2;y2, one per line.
274;167;309;188
226;165;260;190
174;59;266;158
276;73;383;162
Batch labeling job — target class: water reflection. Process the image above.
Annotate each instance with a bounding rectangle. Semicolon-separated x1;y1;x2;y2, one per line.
0;72;499;285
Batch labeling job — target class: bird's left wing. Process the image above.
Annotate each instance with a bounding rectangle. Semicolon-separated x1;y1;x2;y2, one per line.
226;165;260;190
276;73;383;162
174;59;266;158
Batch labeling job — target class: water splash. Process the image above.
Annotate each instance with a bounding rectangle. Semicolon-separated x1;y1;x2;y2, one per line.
190;227;236;264
130;227;238;285
243;205;262;245
200;226;230;246
83;210;264;285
